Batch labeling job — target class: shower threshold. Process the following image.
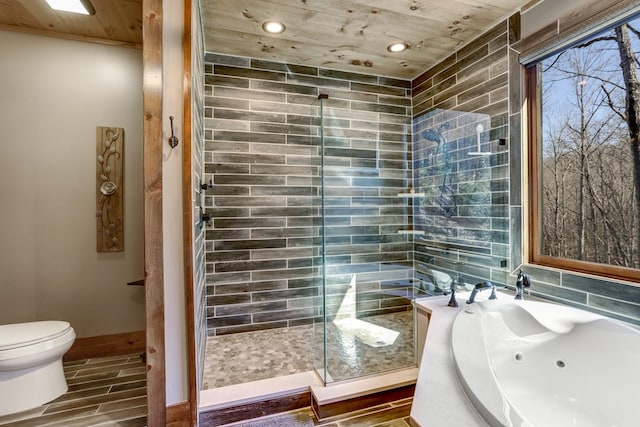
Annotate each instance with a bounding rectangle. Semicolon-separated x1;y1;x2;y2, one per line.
198;366;418;424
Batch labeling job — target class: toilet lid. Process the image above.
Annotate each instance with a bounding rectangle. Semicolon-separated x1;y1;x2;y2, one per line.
0;321;72;351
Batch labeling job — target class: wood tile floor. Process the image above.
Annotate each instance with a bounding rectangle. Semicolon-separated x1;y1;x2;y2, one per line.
0;354;147;427
0;352;414;426
221;397;414;427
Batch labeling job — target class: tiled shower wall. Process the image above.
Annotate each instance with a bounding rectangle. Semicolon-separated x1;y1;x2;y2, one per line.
409;19;515;291
203;54;413;336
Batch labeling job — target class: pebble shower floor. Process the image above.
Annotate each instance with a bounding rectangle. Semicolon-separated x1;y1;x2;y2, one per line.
203;310;415;389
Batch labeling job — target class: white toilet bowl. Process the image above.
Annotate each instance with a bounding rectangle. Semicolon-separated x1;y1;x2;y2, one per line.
0;321;76;416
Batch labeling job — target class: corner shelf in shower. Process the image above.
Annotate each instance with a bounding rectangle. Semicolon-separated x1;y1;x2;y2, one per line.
397;190;423;235
397;192;424;198
397;229;425;235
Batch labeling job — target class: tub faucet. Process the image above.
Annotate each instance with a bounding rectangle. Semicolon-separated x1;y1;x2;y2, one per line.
466;281;496;304
515;269;531;300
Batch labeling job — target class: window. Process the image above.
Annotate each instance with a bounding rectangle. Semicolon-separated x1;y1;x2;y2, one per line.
527;15;640;282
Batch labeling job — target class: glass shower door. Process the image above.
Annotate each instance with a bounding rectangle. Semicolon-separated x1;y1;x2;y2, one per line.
313;94;417;384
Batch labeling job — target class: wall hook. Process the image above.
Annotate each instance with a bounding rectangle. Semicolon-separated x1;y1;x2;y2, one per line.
168;116;179;148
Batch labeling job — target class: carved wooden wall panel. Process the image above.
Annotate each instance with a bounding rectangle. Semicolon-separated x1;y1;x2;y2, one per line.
96;126;124;252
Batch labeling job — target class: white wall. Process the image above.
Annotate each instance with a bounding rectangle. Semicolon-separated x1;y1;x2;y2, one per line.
0;30;145;337
162;0;188;405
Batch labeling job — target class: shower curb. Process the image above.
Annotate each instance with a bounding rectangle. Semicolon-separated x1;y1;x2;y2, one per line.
311;383;416;420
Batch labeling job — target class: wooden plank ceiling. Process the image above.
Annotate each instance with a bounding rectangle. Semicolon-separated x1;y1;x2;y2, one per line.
0;0;533;78
0;0;142;48
202;0;531;79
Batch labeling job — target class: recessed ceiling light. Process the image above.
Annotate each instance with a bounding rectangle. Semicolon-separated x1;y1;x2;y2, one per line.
262;21;286;34
387;42;408;53
45;0;95;15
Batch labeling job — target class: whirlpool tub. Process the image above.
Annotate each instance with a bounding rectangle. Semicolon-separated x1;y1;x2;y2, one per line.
451;299;640;427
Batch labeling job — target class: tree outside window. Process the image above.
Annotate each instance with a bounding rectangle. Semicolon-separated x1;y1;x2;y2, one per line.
531;15;640;280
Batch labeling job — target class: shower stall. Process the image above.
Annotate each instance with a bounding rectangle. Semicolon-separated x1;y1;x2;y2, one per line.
201;56;421;388
201;52;511;391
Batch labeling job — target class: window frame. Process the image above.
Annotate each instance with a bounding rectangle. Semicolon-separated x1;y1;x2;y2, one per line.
525;63;640;283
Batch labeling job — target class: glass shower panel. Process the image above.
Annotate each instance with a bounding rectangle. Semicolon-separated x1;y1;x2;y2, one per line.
315;95;416;384
412;108;510;297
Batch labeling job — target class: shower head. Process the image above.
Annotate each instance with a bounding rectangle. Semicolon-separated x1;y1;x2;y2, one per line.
422;129;442;143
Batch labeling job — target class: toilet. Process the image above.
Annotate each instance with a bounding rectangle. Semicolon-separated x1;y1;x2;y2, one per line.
0;321;76;416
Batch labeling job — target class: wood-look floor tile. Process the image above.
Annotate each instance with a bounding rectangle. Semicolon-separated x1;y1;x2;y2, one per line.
109;416;148;427
109;379;147;393
43;387;146;414
66;371;120;385
87;354;139;364
63;359;90;367
64;356;135;374
55;405;147;427
98;395;147;413
0;354;147;427
70;361;144;378
229;408;319;427
67;372;146;392
389;397;413;407
0;407;45;425
64;354;131;369
318;403;393;425
4;406;100;427
51;386;112;403
372;419;411;427
335;403;412;427
118;366;147;376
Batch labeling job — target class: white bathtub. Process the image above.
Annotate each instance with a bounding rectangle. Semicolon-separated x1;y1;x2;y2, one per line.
451;299;640;427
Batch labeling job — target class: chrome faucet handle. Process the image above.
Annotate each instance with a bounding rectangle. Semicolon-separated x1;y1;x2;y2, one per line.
515;269;530;300
447;275;461;308
489;283;497;300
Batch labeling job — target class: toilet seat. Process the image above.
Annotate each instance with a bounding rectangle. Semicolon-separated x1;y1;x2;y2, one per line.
0;321;72;351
